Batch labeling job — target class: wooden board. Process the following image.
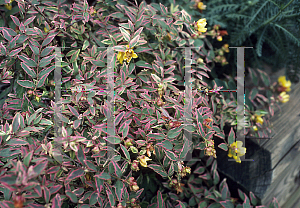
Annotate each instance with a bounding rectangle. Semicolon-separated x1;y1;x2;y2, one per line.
216;63;300;207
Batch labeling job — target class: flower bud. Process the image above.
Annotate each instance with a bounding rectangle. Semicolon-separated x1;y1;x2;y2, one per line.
197;58;204;64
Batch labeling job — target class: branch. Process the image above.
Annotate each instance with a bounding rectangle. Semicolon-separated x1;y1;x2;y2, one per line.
24;0;75;40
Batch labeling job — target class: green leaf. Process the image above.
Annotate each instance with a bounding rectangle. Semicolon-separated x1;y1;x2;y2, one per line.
157;190;165;208
36;73;48;88
17;80;35;89
39;55;55;67
249;191;257;206
218;143;228;151
82;40;89;50
167;125;183;139
101;39;112;45
21;62;36;78
228;127;235;145
70;49;80;63
120;27;130;42
164;149;177;161
66;191;78;203
120;144;130;160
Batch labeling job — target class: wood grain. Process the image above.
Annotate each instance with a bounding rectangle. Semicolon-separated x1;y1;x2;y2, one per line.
217;64;300;207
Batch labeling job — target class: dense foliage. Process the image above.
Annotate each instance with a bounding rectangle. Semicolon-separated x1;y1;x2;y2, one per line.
0;0;285;207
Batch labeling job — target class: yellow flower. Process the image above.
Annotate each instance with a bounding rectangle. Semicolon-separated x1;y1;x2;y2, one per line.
197;2;206;10
223;44;229;53
253;126;258;131
117;45;138;64
44;27;49;33
197;57;204;64
278;76;291;92
255;115;264;125
138;155;151;167
228;141;246;163
278;91;289;103
5;3;12;10
217;36;222;41
196;18;207;33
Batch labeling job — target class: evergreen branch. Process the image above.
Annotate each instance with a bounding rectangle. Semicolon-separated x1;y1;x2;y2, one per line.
255;25;268;57
261;0;295;28
272;23;300;47
245;1;268;29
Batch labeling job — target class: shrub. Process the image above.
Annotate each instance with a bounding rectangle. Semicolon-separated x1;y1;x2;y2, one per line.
0;0;282;207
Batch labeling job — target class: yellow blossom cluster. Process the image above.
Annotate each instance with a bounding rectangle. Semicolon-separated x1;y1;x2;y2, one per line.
4;0;14;10
197;2;206;10
228;141;246;163
117;45;138;64
277;76;291;103
196;18;207;33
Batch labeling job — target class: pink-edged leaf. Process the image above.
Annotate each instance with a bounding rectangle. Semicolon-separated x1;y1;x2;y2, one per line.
18;55;37;67
159;3;168;15
199;173;211;180
132;27;143;40
16;130;30;137
68;105;79;117
40;46;55;57
44;186;51;203
39;54;55;67
120;144;130;160
70;49;80;63
6;138;29;146
9;48;22;57
119;27;130;42
125;11;136;22
38;66;54;78
176;200;186;208
115;180;124;202
17;80;35;89
65;190;78;203
32;160;48;176
49;185;63;195
110;160;122;178
157;190;165;208
249;191;257;206
0;42;6;55
238;189;246;201
21;62;36;78
179;138;191;160
164;149;177;161
147;133;165;140
242;193;250;207
228;127;235;145
115;111;125;126
96;171;111;180
218;143;228;151
73;120;81;129
2;29;12;41
51;194;62;208
29;43;39;55
24;16;36;26
19;23;25;33
66;168;85;182
129;34;140;48
148;164;168;178
36;73;48;88
42;34;56;47
194;166;205;174
167;125;183;139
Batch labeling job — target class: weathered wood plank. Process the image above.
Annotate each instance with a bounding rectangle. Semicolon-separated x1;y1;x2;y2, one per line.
216;63;300;206
282;183;300;208
260;139;300;206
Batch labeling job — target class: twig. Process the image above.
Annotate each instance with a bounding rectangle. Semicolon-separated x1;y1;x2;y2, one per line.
24;0;75;40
